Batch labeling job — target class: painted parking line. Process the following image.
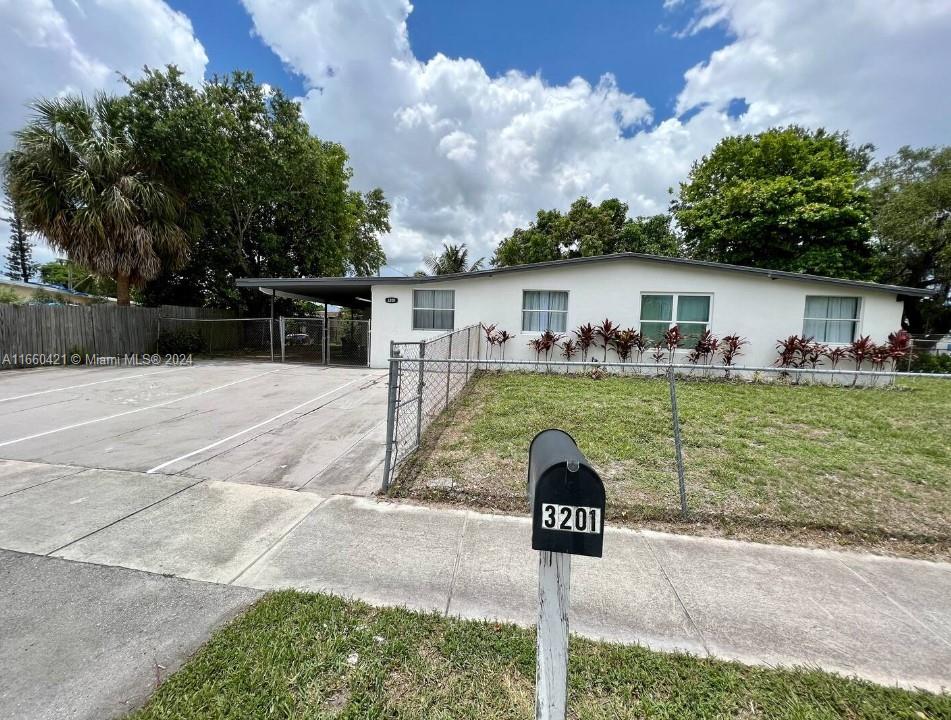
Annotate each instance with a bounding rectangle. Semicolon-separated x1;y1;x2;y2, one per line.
0;367;186;403
0;367;285;449
145;374;369;474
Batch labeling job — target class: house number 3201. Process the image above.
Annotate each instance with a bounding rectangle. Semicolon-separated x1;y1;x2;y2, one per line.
540;503;601;534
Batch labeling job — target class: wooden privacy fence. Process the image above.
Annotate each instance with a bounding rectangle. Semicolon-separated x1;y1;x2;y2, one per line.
0;304;235;366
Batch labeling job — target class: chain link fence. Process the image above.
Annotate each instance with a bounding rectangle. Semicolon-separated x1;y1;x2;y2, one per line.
279;317;370;366
157;317;277;359
328;318;370;366
381;346;951;494
381;323;481;489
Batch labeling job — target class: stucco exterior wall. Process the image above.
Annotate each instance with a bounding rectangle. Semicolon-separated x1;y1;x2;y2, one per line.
368;260;905;368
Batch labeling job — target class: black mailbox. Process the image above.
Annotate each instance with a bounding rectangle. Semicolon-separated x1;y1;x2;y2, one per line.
528;429;605;558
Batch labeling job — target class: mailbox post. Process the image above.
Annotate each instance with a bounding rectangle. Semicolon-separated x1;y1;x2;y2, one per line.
528;429;605;720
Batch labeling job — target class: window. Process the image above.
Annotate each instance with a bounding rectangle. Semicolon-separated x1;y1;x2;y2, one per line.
522;291;568;332
803;296;860;343
413;289;455;330
640;294;711;344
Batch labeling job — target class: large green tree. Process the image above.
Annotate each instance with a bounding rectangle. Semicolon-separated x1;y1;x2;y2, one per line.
671;126;874;279
120;67;389;312
2;190;36;282
38;259;116;297
5;95;188;304
492;197;679;266
869;146;950;332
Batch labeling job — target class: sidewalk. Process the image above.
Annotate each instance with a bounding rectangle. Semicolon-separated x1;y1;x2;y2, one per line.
2;460;949;693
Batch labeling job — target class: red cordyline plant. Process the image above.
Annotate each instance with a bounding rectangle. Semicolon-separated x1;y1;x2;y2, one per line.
687;330;719;366
528;337;544;365
560;338;577;372
539;330;563;363
612;329;638;363
719;334;748;367
886;329;912;371
870;343;891;371
482;323;498;359
595;318;619;361
631;329;648;363
573;323;596;363
848;335;876;387
799;337;828;369
495;329;514;361
662;325;684;364
848;335;875;370
822;345;849;369
650;342;667;365
775;335;801;369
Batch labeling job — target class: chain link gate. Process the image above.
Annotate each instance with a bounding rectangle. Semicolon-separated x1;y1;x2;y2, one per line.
381;323;482;490
279;316;370;366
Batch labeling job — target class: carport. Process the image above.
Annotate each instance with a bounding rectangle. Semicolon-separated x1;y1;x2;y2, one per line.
237;277;375;366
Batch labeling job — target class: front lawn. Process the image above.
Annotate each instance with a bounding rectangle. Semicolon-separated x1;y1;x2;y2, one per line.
132;591;949;719
390;372;951;559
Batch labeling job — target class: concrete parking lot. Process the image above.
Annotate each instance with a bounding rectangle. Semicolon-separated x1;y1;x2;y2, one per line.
0;360;388;494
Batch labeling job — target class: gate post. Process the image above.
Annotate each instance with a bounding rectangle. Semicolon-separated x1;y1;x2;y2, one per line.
280;316;286;363
415;343;426;449
381;342;399;492
668;366;688;517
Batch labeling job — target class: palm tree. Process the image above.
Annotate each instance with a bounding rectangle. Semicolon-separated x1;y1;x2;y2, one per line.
424;242;484;275
4;95;188;305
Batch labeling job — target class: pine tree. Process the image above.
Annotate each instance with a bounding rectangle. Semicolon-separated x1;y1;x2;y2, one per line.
4;203;36;282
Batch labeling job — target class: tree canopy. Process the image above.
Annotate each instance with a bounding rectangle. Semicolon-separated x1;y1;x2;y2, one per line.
671;126;874;279
425;243;484;275
869;146;951;331
492;197;679;267
38;259;116;297
5;94;188;305
119;66;388;312
3;191;35;283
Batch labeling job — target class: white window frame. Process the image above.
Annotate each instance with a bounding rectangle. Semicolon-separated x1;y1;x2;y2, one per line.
412;288;455;331
521;290;569;333
802;295;862;345
639;292;713;342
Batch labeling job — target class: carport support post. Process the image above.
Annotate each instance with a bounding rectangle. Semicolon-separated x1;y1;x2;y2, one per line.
269;289;275;362
280;316;286;363
668;366;688;517
323;304;329;365
536;550;571;720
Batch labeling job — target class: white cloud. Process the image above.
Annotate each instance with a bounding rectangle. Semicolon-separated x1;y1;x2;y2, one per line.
675;0;951;152
239;0;951;274
0;0;207;270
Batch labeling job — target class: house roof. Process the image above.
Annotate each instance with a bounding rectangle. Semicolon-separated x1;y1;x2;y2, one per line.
236;252;935;305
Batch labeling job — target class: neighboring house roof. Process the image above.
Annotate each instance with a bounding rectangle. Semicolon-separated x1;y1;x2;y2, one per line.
237;252;934;306
0;277;95;297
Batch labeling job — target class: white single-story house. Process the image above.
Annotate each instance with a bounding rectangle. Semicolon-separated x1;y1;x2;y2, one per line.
237;253;932;369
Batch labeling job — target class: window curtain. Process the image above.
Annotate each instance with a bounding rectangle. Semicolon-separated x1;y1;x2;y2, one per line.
640;294;673;343
413;289;454;330
804;296;858;343
676;295;710;343
522;291;567;331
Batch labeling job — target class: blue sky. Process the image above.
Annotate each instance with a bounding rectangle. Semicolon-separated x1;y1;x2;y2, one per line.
168;0;731;126
3;0;949;273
